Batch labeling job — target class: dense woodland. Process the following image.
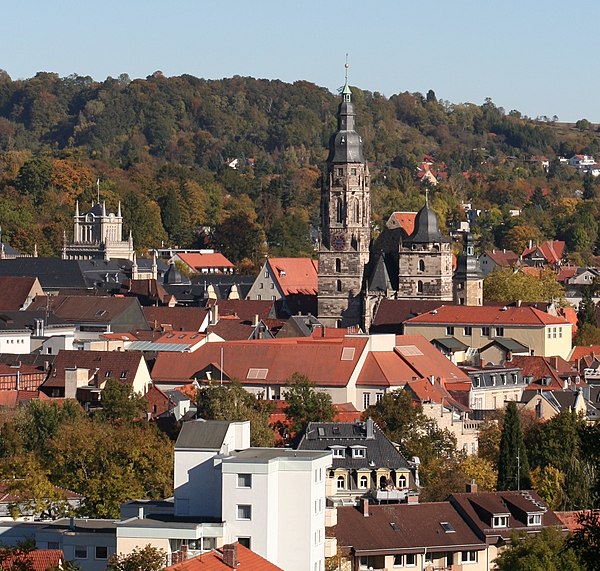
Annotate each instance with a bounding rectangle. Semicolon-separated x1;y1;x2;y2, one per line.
1;71;600;269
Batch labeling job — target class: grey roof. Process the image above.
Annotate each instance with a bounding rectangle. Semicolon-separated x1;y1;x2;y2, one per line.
128;341;191;352
481;337;530;353
432;337;469;352
225;448;331;463
0;310;69;332
465;366;524;389
164;389;191;404
0;258;89;289
367;254;392;293
297;419;411;471
407;203;447;243
327;86;365;164
175;419;234;450
0;242;20;256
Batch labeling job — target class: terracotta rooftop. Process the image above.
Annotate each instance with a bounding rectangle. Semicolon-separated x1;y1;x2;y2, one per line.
483;249;519;267
165;543;283;571
1;549;63;571
505;355;563;390
387;211;417;235
177;252;234;270
143;306;207;332
404;305;569;326
208;299;276;321
268;257;318;296
522;240;565;265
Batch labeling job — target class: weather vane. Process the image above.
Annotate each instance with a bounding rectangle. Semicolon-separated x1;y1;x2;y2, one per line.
345;53;349;83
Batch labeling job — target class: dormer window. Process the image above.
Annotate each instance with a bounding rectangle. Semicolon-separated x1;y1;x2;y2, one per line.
493;515;509;528
351;446;366;459
527;514;542;526
330;446;345;458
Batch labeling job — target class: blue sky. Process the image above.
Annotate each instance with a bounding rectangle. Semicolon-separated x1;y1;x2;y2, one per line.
4;0;599;122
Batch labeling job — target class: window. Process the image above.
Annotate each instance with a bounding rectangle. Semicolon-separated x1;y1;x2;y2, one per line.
351;168;357;175
104;370;112;378
406;553;416;566
332;448;344;458
315;498;323;514
337;168;344;176
393;554;403;567
552;327;556;339
264;271;269;278
336;476;345;490
493;515;509;528
461;551;477;563
336;279;342;292
259;282;263;289
75;546;87;559
528;514;542;526
363;392;370;409
446;326;455;335
418;259;425;272
237;504;252;520
270;282;274;289
512;373;518;384
352;447;366;458
482;326;490;336
376;393;383;403
501;374;507;385
547;328;551;339
47;542;59;550
95;546;108;560
464;326;472;335
417;280;423;294
335;258;341;273
495;327;504;337
238;537;251;549
359;475;368;488
237;473;252;488
398;474;407;488
120;371;127;379
559;327;563;338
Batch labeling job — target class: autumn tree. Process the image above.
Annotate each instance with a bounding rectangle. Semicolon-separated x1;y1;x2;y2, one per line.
96;379;146;423
484;268;564;304
497;402;530;491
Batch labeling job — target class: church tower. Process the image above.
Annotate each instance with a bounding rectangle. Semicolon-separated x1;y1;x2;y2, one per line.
318;70;371;328
453;232;484;306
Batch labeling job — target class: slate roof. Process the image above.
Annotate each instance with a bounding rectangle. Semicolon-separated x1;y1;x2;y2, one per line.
0;276;39;311
165;543;284;571
0;258;89;289
335;502;485;554
367;254;392;293
407;203;447;244
370;299;445;333
431;337;468;352
297;419;411;470
189;275;256;301
0;310;69;332
175;419;235;450
267;258;318;295
480;337;530;353
449;490;564;541
0;242;20;257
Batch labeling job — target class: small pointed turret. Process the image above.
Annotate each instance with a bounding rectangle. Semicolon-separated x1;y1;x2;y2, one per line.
118;201;122;218
75;200;79;217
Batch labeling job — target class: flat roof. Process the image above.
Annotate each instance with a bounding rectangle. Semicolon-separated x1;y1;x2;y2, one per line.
225;448;331;463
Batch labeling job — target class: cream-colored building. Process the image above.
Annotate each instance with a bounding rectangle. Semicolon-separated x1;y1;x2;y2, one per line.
403;305;572;359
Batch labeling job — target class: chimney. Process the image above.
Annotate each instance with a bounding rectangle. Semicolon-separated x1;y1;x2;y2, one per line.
222;544;238;568
361;498;369;517
516;299;522;307
253;314;259;327
407;493;419;504
365;417;374;439
466;480;478;493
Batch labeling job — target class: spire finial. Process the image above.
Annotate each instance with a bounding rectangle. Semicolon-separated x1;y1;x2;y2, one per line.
345;53;349;83
425;188;429;205
341;54;352;102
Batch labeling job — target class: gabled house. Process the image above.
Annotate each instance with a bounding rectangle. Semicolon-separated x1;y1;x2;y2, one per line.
460;365;526;412
521;240;565;268
521;389;588;421
41;350;151;400
0;276;44;311
172;251;234;275
296;418;416;506
478;249;519;277
403;305;572;359
247;257;318;315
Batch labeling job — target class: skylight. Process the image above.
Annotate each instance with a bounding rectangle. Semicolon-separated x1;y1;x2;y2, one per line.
397;345;423;357
440;522;455;533
341;347;355;361
247;368;268;379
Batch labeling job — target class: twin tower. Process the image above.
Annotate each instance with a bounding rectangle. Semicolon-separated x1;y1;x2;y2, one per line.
317;77;482;329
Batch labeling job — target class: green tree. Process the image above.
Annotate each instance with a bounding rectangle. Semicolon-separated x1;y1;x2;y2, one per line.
495;527;583;571
283;373;335;435
484;268;564;304
577;284;598;328
212;211;266;264
497;402;530;491
196;381;275;447
96;379;146;423
567;511;600;571
107;545;166;571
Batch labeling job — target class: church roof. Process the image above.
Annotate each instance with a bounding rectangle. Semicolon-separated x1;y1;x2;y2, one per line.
367;254;392;293
406;202;447;243
327;83;365;164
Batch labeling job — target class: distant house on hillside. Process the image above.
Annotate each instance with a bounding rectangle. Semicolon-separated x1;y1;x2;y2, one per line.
172;251;234;275
478;249;519;277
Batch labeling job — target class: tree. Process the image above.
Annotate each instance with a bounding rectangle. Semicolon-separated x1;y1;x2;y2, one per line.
96;379;146;423
567;511;600;571
212;211;266;264
484;268;564;304
494;527;583;571
497;402;530;490
107;545;166;571
577;284;598;329
196;381;275;447
283;374;335;435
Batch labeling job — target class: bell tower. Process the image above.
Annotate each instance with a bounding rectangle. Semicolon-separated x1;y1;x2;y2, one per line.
318;64;371;328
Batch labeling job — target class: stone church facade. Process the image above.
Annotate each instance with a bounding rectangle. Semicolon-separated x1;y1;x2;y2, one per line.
317;78;483;330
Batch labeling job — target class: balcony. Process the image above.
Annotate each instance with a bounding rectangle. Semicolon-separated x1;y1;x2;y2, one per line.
371;489;408;502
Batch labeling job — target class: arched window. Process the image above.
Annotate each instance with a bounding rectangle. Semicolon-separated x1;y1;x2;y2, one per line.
359;475;369;489
336;197;343;223
335;258;341;273
337;476;345;490
418;259;425;272
398;475;407;488
336;279;342;292
417;280;423;294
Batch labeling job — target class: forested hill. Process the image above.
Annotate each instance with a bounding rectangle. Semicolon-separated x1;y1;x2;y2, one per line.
1;70;599;268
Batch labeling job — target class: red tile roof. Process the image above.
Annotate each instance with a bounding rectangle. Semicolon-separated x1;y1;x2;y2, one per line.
483;249;519;267
404;305;569;326
522;240;565;265
0;276;40;311
267;258;318;296
1;549;63;571
177;252;234;271
569;345;600;363
389;212;417;235
165;543;283;571
556;266;578;283
156;331;206;345
209;300;276;322
143;306;207;332
506;355;563;390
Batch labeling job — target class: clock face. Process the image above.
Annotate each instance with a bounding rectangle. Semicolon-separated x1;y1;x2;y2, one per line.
333;234;346;251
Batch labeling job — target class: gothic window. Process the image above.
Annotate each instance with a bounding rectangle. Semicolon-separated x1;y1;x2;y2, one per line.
353;200;359;223
417;280;423;294
418;259;425;272
336;197;343;223
336;279;342;292
335;258;341;273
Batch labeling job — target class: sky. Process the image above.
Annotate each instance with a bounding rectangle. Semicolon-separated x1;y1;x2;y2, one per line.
3;0;600;122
